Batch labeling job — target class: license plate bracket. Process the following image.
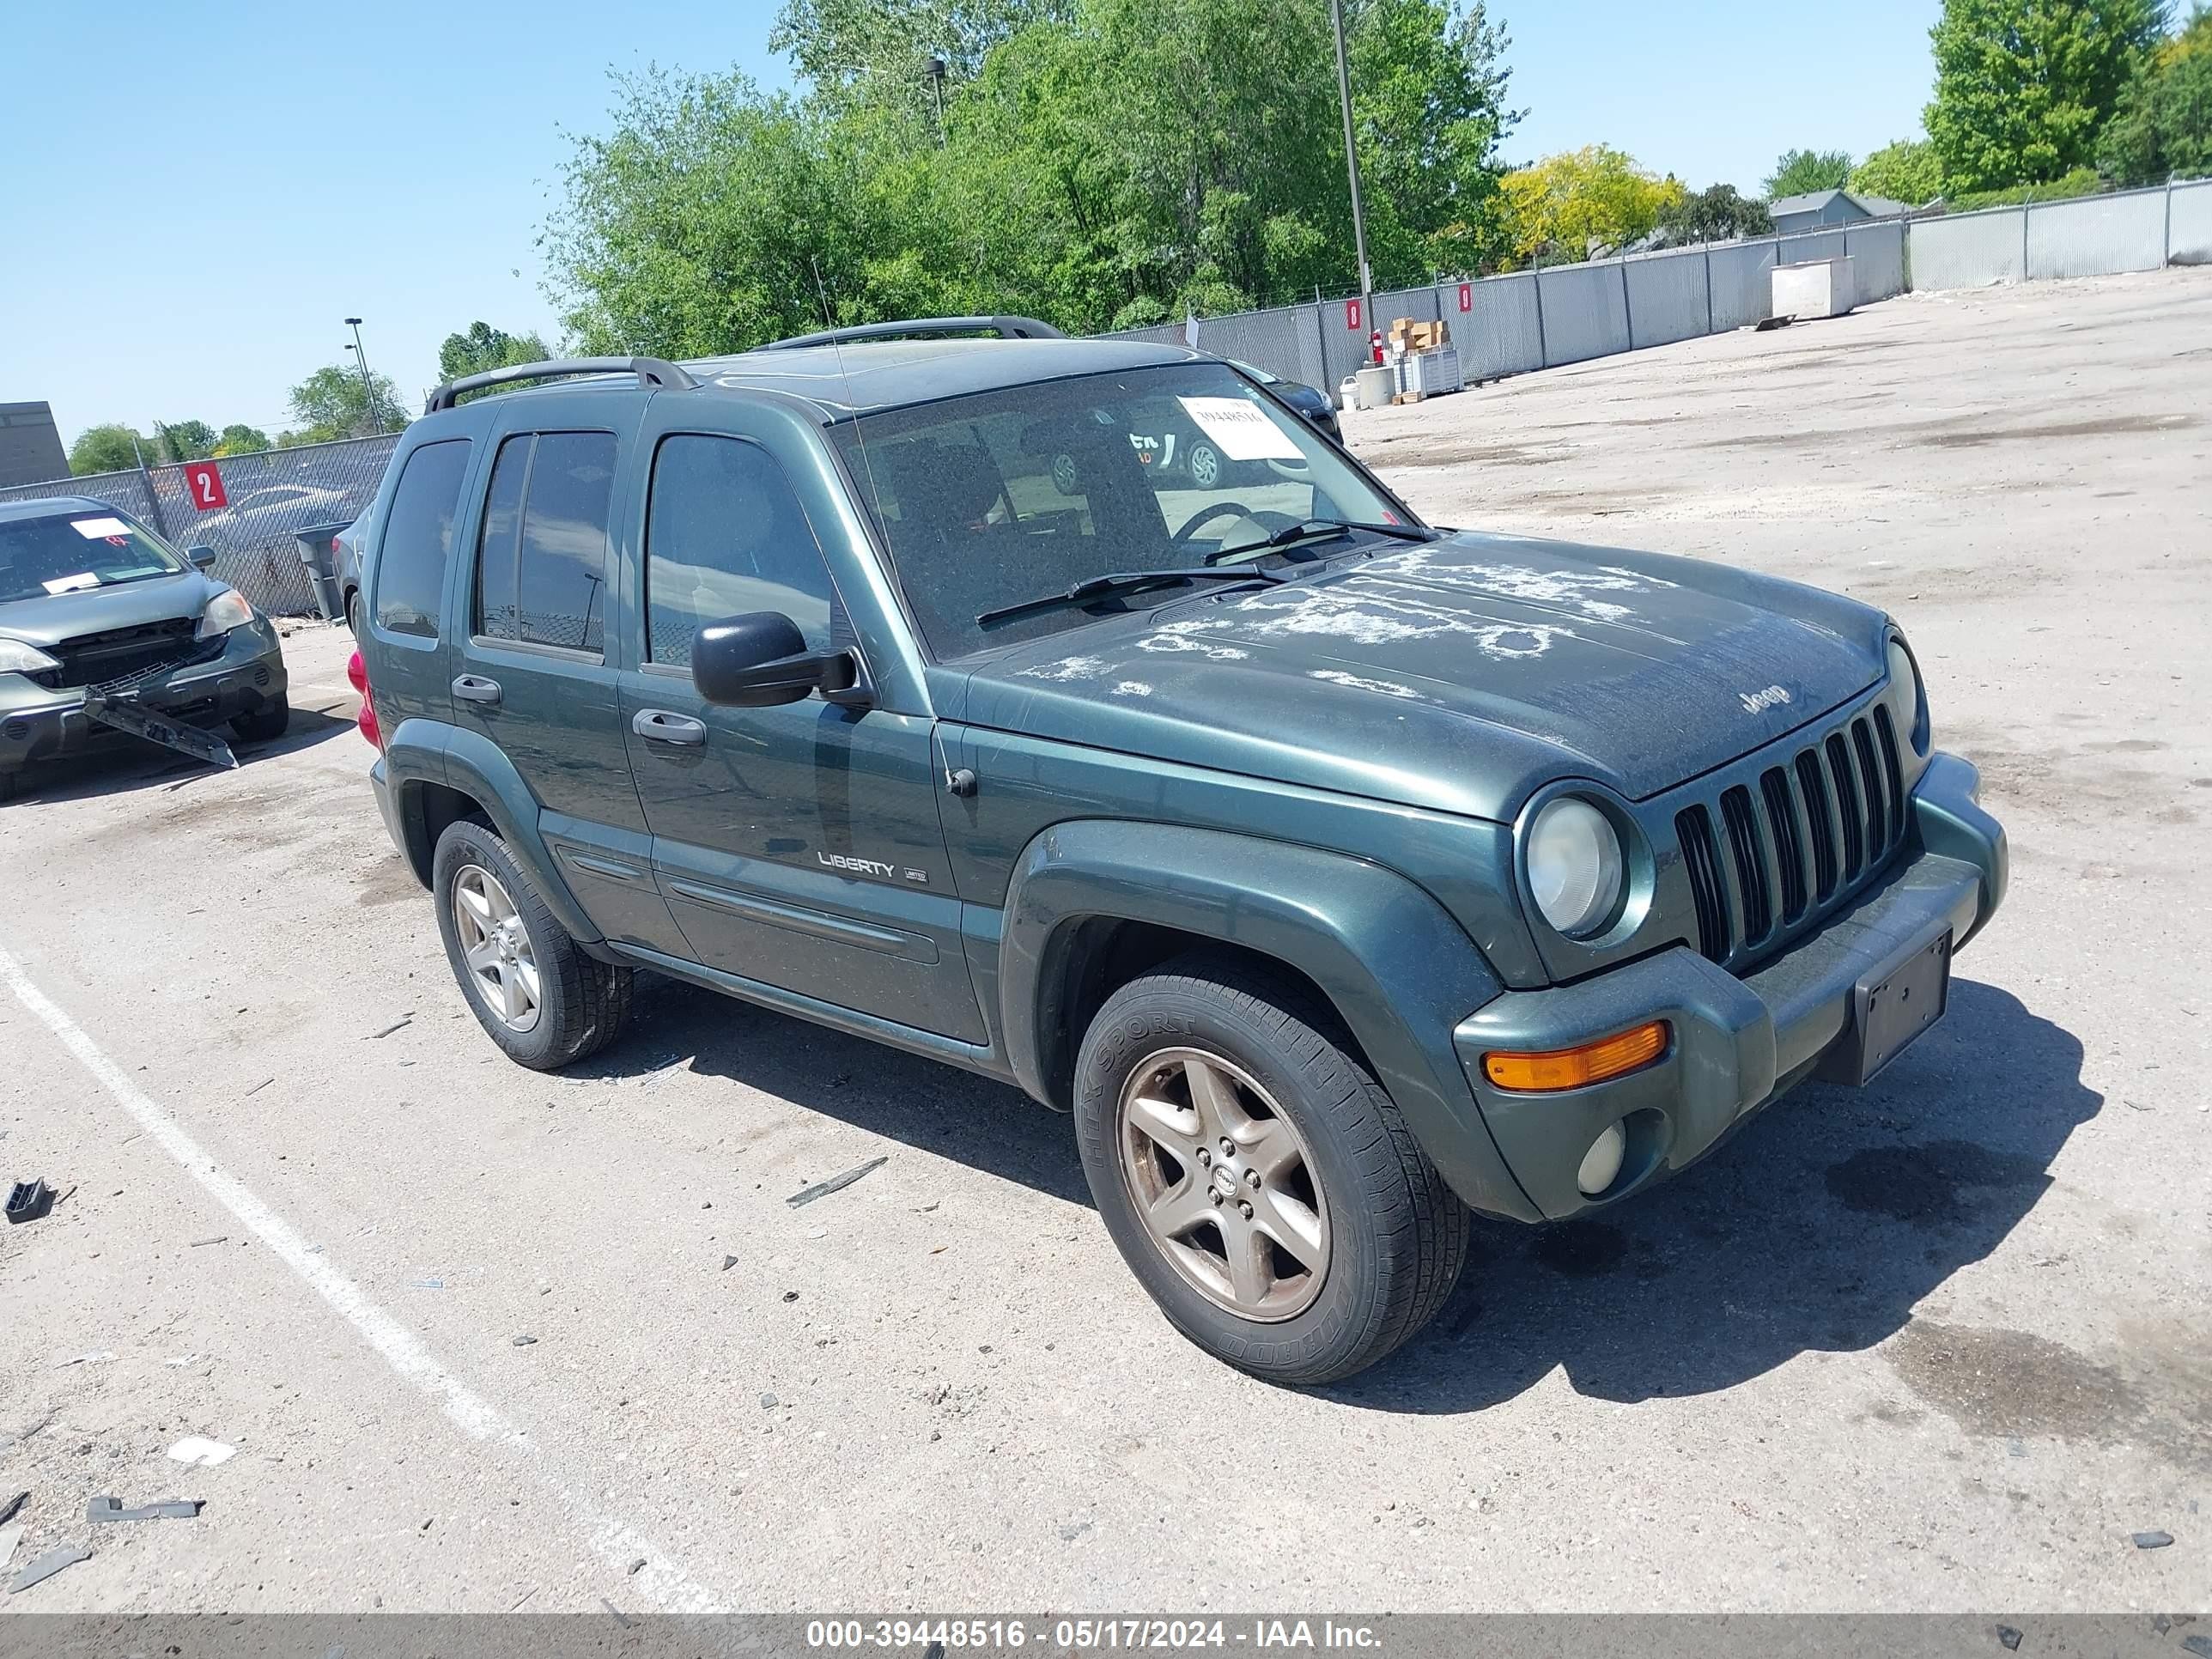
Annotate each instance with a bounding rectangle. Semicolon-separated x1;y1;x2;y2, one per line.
1841;928;1952;1085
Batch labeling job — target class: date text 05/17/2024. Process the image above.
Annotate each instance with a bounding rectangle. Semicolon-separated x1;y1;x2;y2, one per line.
804;1619;1384;1650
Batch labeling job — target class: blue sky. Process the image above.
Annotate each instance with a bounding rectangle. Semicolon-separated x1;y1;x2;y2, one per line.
3;0;1941;453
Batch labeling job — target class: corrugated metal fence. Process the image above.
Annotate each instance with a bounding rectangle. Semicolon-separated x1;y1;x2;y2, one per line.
0;434;398;617
9;184;2202;615
1110;222;1913;393
1907;179;2212;291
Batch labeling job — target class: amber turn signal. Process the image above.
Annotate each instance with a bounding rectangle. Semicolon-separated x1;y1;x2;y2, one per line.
1481;1021;1669;1093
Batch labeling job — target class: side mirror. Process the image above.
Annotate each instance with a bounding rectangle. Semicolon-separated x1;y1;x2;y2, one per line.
185;545;217;570
690;612;858;708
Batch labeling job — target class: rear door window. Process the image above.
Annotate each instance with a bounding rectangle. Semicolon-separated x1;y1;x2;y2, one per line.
374;439;473;638
472;431;617;655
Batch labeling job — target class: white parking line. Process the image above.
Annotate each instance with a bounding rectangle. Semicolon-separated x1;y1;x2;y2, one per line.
0;939;726;1613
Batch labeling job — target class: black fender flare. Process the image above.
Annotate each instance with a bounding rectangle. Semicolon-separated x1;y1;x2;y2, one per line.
389;722;603;945
997;819;1540;1222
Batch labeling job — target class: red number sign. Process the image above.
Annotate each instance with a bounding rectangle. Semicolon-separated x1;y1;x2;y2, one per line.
1458;282;1474;313
1345;297;1362;331
184;462;228;512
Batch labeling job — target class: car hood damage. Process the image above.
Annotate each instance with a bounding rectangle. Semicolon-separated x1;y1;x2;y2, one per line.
960;530;1891;822
0;570;221;645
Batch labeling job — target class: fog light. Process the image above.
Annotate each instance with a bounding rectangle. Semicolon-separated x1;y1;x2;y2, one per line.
1481;1020;1668;1092
1577;1121;1627;1196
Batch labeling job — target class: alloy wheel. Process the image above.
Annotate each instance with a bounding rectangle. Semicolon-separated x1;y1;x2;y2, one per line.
453;864;541;1033
1115;1046;1331;1322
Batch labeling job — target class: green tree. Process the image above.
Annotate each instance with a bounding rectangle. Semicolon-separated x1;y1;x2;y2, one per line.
437;321;555;385
547;0;1520;347
212;423;272;457
1927;0;2168;191
1654;182;1775;245
2099;5;2212;180
1497;145;1686;264
153;419;218;462
69;424;151;476
1850;137;1948;203
283;364;404;444
1764;148;1855;197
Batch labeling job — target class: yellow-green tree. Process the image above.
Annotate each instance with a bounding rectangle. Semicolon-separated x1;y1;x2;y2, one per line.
1497;146;1686;266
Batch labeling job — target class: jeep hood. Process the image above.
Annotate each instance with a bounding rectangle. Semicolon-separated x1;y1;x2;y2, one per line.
0;569;221;646
957;532;1891;822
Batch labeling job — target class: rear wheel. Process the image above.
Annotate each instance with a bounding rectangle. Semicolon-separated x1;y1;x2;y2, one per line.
1073;953;1468;1386
432;817;632;1070
345;589;362;636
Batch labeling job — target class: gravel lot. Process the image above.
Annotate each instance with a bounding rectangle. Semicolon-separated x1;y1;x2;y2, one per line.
2;268;2208;1616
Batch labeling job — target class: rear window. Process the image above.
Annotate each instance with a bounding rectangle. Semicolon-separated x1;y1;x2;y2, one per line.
473;431;617;655
374;440;474;639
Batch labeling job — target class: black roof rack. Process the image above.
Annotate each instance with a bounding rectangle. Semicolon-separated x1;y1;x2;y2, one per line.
757;316;1068;352
423;356;700;414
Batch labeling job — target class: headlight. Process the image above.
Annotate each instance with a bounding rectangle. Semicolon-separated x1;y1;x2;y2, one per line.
0;637;61;676
1887;636;1929;754
1526;797;1625;938
197;589;255;640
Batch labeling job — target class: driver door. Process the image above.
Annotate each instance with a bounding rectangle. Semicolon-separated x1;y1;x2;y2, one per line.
616;410;983;1045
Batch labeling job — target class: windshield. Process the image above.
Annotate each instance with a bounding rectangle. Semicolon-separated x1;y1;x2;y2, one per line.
830;362;1408;660
0;509;186;605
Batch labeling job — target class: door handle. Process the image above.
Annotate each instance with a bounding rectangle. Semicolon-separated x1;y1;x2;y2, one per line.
631;708;706;746
453;674;502;706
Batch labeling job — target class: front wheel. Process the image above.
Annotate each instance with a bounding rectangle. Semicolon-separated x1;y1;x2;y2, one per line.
231;702;290;743
432;817;632;1070
1186;440;1228;490
1073;953;1468;1386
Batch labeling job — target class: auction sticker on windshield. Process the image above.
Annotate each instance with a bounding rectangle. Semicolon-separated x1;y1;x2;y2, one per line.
69;516;131;539
1177;396;1304;462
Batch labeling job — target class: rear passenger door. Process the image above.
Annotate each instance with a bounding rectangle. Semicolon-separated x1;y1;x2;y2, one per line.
449;395;683;954
617;410;982;1044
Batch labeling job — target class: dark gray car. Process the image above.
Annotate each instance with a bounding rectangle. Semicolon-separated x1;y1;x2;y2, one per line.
0;496;290;798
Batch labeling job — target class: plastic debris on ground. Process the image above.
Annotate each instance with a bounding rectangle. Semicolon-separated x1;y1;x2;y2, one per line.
4;1180;52;1224
89;1495;204;1522
167;1437;235;1468
786;1156;889;1208
9;1543;89;1595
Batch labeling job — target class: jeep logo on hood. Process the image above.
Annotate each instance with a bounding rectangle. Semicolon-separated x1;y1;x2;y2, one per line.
1738;684;1792;714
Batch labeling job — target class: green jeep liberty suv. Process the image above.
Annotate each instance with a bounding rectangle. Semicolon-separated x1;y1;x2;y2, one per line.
355;321;2006;1385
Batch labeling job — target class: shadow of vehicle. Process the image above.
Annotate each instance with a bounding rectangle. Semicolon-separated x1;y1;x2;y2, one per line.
555;969;2088;1406
3;704;358;807
569;974;1092;1208
1329;977;2100;1413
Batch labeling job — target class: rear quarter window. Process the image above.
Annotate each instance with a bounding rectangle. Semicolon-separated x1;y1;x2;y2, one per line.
374;439;474;639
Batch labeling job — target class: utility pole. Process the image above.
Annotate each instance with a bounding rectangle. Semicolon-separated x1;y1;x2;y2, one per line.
1328;0;1373;332
343;317;382;433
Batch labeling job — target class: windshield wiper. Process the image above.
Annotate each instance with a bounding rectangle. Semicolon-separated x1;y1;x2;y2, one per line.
1204;518;1441;566
976;565;1284;629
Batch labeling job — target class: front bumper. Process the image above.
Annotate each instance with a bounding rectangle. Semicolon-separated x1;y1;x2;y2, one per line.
1454;752;2006;1220
0;617;289;776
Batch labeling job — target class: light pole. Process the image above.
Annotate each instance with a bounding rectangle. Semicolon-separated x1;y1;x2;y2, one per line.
1328;0;1373;337
925;52;947;146
343;318;382;433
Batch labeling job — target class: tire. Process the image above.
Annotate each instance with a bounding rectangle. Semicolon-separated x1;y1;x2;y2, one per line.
1186;440;1226;490
231;702;291;743
0;770;17;804
1049;452;1080;496
1073;952;1468;1386
345;589;362;636
431;817;633;1071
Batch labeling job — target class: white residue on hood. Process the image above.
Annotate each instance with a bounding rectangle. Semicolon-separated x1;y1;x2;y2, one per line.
1309;668;1421;700
1018;654;1112;682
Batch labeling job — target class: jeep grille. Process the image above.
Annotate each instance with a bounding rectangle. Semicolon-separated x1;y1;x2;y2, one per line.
1676;703;1908;969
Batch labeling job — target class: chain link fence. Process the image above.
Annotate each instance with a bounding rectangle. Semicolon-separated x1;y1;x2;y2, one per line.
0;433;399;616
1106;222;1911;397
1908;179;2212;291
